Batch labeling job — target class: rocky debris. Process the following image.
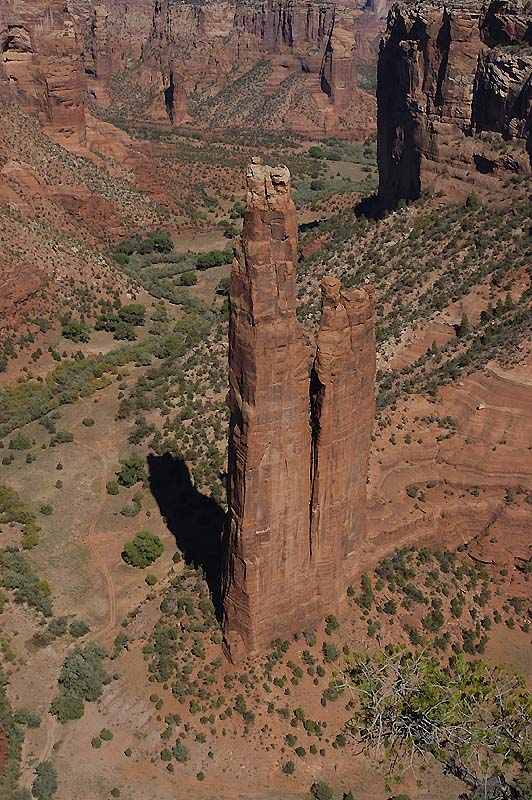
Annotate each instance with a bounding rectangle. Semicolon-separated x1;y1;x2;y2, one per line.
377;0;532;205
0;0;87;148
221;161;375;660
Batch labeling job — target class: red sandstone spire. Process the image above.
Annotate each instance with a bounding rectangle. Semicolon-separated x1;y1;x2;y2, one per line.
221;160;376;661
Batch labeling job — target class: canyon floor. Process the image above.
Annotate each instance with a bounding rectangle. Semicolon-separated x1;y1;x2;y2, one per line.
0;109;531;800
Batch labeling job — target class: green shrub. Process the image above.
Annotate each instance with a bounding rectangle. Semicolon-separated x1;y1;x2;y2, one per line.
322;642;339;663
69;619;90;638
82;418;95;427
62;320;90;343
0;549;52;616
50;430;73;445
180;271;197;286
325;614;339;635
106;481;120;496
47;616;67;637
172;740;189;762
50;693;84;723
196;249;232;270
100;728;113;741
13;707;41;728
282;760;295;775
116;455;146;487
118;304;145;326
9;432;32;450
122;531;163;568
310;781;334;800
31;760;57;800
51;641;109;722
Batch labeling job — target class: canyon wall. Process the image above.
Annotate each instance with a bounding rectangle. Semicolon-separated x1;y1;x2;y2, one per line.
0;0;87;147
82;0;388;136
221;160;375;660
377;0;532;205
84;4;111;107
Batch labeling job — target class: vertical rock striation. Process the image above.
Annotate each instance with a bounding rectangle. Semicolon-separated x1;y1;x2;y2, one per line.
0;0;87;147
85;4;112;107
310;277;375;602
377;0;532;206
222;161;375;660
93;0;382;136
222;160;317;660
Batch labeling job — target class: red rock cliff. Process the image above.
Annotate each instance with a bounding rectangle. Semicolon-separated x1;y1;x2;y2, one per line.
310;277;375;603
0;0;87;147
85;4;111;107
84;0;383;137
222;161;375;660
377;0;532;205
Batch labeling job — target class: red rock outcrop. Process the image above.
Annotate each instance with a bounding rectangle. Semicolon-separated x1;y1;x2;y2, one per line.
84;4;111;107
377;0;532;206
310;277;375;602
0;0;87;148
222;161;375;659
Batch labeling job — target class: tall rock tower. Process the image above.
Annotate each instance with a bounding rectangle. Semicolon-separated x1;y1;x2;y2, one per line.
221;159;375;660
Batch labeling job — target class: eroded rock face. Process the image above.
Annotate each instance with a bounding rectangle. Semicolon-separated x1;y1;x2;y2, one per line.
0;0;87;147
85;0;386;136
377;0;532;205
85;4;111;107
222;162;375;660
310;277;375;604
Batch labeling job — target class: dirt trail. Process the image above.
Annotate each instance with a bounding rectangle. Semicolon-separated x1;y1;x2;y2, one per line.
23;412;117;784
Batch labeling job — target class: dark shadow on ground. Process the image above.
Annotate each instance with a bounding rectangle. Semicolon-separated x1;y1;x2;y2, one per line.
299;220;321;233
354;192;393;220
147;453;225;615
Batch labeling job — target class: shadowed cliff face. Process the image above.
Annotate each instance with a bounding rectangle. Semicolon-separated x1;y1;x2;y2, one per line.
221;161;375;660
0;0;87;147
377;0;532;206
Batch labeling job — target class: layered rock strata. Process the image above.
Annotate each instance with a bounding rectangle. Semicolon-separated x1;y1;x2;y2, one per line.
222;161;375;660
0;0;87;147
377;0;532;205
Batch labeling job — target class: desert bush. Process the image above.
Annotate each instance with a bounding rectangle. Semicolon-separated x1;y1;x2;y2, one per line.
9;432;32;450
172;740;189;762
13;707;41;728
0;549;52;616
51;641;109;722
61;320;90;343
69;619;90;638
310;781;334;800
122;531;163;568
31;761;57;800
116;455;146;487
195;249;232;270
